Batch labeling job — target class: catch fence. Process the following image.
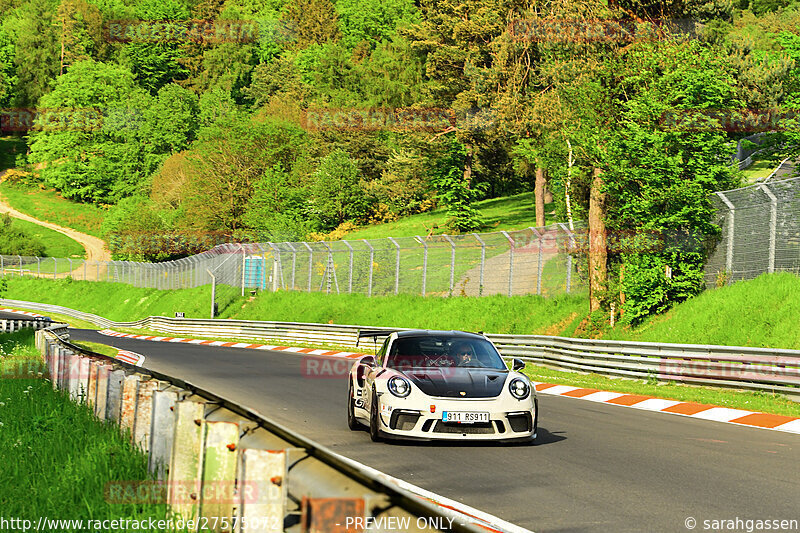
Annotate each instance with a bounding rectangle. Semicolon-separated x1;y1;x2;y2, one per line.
1;223;589;298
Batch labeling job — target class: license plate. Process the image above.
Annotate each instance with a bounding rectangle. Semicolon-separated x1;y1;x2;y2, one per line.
441;411;489;424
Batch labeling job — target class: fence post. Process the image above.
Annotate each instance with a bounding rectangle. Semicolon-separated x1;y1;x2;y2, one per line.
286;242;297;290
472;233;486;296
529;228;543;295
302;242;313;292
18;255;21;277
416;236;428;296
759;183;778;274
501;231;514;297
343;240;354;293
716;192;735;281
558;223;574;294
53;258;57;279
443;235;455;296
388;237;400;295
363;240;374;297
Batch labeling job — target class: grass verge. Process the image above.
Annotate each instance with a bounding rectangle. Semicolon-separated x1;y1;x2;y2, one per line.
3;276;588;335
522;364;800;417
345;192;556;239
0;330;171;527
0;180;106;238
7;217;86;258
605;272;800;349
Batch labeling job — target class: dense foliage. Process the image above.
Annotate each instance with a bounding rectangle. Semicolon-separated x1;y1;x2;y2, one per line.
3;0;800;322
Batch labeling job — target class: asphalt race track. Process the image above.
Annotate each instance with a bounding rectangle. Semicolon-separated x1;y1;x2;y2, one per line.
69;329;799;532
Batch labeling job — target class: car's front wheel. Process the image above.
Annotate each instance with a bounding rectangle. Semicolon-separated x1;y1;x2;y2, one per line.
369;388;382;442
347;380;363;430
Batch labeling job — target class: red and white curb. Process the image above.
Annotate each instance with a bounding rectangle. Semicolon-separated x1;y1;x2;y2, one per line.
98;329;800;436
0;307;45;318
98;329;370;359
116;349;145;366
534;383;800;435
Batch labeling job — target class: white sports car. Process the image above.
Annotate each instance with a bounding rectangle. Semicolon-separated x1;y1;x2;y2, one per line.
347;330;537;443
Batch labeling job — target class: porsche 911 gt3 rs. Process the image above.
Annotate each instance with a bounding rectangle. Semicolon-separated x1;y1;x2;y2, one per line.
347;330;537;443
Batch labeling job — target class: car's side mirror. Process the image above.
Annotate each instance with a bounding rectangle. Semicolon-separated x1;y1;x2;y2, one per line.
512;358;525;372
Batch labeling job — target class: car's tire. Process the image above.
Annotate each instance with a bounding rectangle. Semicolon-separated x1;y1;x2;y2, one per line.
530;398;539;445
347;380;363;430
369;388;382;442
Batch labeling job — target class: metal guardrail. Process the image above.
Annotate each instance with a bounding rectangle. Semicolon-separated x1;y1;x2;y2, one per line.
0;318;54;333
5;298;800;400
34;324;495;533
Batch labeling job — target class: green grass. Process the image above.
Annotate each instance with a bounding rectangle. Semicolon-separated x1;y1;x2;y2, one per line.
0;330;170;528
0;181;106;238
607;272;800;349
345;192;557;240
740;152;787;183
6;217;86;258
3;277;244;323
522;364;800;417
3;276;588;334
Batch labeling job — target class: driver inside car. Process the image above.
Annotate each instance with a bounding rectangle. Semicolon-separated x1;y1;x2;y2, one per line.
452;341;476;366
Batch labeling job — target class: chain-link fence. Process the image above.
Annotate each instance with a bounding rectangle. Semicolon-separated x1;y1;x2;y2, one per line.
705;176;800;288
1;224;589;298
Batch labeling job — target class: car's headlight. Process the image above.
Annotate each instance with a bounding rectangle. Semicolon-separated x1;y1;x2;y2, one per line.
509;378;530;400
388;376;411;398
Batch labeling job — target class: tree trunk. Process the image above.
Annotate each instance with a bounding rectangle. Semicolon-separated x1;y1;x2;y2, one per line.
534;166;546;227
588;166;607;313
463;143;473;189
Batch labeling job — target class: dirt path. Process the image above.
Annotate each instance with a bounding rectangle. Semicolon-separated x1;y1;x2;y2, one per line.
0;176;110;263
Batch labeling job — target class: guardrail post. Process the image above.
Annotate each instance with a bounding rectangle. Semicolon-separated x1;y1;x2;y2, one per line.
95;364;112;419
119;374;141;439
416;236;427;296
363;240;374;297
133;379;159;453
759;183;778;273
106;369;126;423
168;400;206;522
716;191;735;281
199;420;240;529
78;357;91;403
67;352;81;401
149;387;179;479
87;361;101;409
342;240;354;293
388;237;400;295
501;231;514;297
239;449;286;533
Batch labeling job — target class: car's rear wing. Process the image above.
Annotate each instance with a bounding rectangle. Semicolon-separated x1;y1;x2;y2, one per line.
356;328;398;347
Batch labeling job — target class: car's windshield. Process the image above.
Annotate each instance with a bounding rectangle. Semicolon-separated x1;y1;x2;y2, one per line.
386;336;506;370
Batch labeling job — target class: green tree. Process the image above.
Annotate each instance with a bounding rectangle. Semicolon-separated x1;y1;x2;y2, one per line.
27;60;151;203
6;0;59;105
282;0;341;48
120;0;189;93
309;149;369;230
0;27;16;106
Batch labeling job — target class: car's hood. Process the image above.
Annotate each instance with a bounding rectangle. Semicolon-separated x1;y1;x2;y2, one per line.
399;368;508;398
